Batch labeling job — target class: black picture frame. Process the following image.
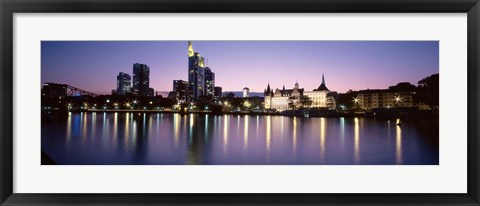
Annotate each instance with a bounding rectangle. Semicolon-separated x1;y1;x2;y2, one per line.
1;0;479;205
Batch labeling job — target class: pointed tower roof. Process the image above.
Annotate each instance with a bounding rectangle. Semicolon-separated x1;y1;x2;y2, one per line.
315;73;329;91
266;82;271;93
188;41;194;57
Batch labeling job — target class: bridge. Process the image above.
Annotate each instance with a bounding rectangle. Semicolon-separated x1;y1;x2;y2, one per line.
42;82;99;97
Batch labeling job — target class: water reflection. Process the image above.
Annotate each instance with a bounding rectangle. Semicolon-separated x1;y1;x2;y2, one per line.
320;117;326;163
396;118;403;164
42;113;438;165
66;112;71;142
292;116;297;159
82;112;88;142
113;113;117;149
266;115;271;162
244;116;249;153
173;114;180;147
339;117;345;151
223;115;229;156
354;117;360;164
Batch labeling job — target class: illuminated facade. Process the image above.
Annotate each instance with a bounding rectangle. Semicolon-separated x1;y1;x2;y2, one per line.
204;67;215;97
243;87;250;97
304;74;330;108
116;72;131;95
172;80;188;102
264;82;304;111
264;74;335;111
188;41;215;100
355;83;415;110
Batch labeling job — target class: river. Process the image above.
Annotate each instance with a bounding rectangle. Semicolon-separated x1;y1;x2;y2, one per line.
41;112;439;165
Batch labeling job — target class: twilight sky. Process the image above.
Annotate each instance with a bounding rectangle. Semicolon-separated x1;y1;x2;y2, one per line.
41;41;438;94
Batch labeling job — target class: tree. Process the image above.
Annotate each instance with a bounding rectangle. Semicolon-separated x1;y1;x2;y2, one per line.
287;96;297;110
416;74;439;110
299;96;313;109
336;92;357;110
226;92;235;99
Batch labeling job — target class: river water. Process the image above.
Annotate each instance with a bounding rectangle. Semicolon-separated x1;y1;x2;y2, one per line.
41;112;439;165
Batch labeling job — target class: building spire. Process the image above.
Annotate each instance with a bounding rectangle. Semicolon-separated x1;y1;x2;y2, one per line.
322;73;325;85
188;41;194;57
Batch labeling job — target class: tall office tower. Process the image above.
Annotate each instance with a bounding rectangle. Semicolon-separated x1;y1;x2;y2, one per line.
116;72;131;95
173;80;188;102
132;63;153;96
204;67;215;97
188;41;207;100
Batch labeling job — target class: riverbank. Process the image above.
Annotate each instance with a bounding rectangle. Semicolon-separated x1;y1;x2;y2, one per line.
62;108;437;119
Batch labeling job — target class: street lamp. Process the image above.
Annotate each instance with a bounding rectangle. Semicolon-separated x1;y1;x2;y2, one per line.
353;97;359;110
394;95;402;107
244;101;251;110
395;96;401;102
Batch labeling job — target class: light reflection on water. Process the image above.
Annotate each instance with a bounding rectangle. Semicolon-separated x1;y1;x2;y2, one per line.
41;113;439;165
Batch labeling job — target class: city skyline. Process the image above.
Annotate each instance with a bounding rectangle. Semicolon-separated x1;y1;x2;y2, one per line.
41;41;439;94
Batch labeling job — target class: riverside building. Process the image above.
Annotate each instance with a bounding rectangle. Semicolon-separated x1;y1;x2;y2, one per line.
264;74;335;111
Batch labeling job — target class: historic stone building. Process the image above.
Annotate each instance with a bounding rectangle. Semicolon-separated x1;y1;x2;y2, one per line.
264;74;335;111
304;74;330;108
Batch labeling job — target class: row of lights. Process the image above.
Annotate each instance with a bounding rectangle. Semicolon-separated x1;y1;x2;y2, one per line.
352;95;403;103
68;99;162;110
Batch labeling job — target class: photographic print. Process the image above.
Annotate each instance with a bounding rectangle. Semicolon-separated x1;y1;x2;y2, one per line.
41;41;439;165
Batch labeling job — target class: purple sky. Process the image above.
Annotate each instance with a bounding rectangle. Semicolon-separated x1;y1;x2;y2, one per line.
41;41;438;94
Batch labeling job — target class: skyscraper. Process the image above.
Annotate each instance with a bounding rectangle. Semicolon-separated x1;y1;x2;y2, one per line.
173;79;188;102
204;67;215;97
132;63;154;96
188;41;204;100
188;41;216;101
214;86;222;98
116;72;131;95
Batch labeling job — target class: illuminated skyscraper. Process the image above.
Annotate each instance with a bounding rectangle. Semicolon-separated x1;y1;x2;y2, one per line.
173;79;188;102
132;63;154;96
188;41;215;100
204;67;215;97
116;72;131;95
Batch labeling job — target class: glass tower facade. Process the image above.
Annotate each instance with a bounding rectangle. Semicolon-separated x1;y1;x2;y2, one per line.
188;41;215;100
132;63;153;96
116;72;131;95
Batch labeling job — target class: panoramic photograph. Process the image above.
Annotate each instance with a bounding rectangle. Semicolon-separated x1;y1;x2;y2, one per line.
41;41;439;165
